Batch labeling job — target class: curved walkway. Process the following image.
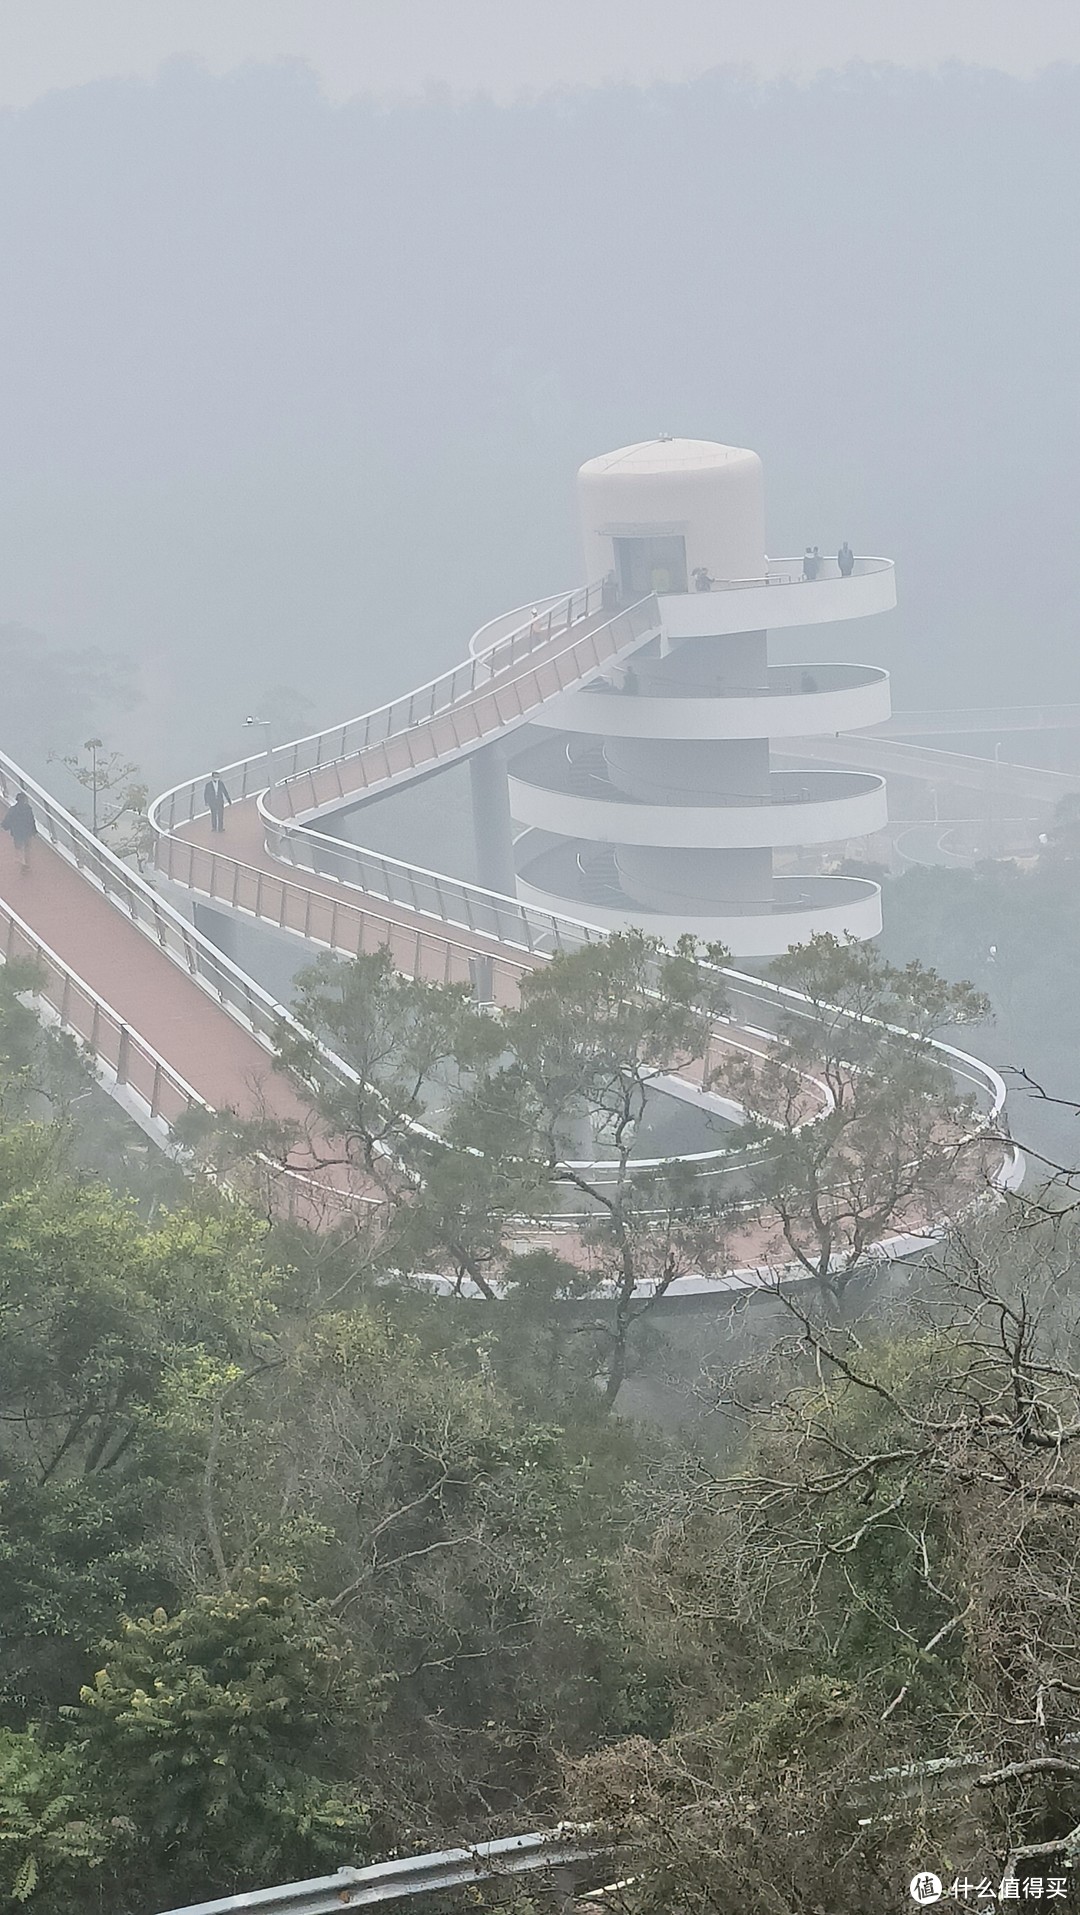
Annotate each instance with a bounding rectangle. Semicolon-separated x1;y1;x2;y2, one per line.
0;752;380;1225
0;577;1023;1288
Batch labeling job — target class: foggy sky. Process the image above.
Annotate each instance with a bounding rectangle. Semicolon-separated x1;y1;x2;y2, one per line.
4;0;1080;108
1;56;1078;794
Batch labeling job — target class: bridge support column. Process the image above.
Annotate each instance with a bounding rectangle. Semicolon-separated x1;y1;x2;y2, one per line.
192;903;241;967
469;740;517;896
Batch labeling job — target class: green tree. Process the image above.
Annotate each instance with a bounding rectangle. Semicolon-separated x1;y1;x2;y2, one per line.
474;931;735;1403
732;934;990;1296
0;1730;108;1911
52;740;151;865
157;1301;655;1832
571;1205;1080;1908
473;937;732;1404
279;933;733;1403
0;1141;279;1709
73;1573;373;1905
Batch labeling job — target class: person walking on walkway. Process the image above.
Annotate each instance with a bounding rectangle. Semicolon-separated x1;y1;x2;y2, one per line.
803;547;819;581
203;772;231;833
2;791;37;871
837;540;855;577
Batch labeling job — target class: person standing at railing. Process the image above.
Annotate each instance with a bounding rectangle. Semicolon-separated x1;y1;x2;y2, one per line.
692;566;713;592
601;570;619;614
802;547;819;581
2;790;37;871
203;772;231;833
837;540;855;577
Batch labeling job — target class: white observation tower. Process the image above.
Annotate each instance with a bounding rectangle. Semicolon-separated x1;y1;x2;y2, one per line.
503;436;895;957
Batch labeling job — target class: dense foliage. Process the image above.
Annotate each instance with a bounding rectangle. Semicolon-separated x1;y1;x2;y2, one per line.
4;932;1078;1912
0;1088;657;1909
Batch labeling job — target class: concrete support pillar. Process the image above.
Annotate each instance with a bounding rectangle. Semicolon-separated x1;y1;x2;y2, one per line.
469;740;517;897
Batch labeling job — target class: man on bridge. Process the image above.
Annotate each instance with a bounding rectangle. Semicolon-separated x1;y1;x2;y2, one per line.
203;773;231;833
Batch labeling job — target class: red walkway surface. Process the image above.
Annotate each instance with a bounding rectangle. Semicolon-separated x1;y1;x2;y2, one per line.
170;798;539;1004
0;833;372;1217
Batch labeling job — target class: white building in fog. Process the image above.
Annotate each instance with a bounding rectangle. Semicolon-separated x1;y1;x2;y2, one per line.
501;436;895;957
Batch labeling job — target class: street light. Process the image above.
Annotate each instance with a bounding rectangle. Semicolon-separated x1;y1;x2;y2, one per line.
244;716;274;794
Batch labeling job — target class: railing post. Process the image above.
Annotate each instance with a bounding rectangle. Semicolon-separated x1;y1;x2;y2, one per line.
116;1024;130;1085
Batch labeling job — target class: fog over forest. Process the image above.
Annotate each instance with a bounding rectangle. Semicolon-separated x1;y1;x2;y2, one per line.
0;57;1077;787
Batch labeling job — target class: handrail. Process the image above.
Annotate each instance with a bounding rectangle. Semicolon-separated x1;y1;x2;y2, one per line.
137;549;1014;1253
668;555;894;591
153;827;549;997
0;896;205;1133
0;748;306;1060
0;754;401;1213
582;661;890;699
266;594;663;823
155;1826;603;1915
148;564;895;837
149;580;636;833
511;754;886;809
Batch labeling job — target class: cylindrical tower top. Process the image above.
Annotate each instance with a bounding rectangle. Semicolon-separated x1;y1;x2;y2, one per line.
578;436;765;593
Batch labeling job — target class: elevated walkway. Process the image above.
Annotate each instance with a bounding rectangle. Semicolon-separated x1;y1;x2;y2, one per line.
0;751;380;1223
0;572;1023;1283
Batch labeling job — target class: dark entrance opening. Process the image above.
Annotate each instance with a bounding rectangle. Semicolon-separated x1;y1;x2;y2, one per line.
613;534;688;599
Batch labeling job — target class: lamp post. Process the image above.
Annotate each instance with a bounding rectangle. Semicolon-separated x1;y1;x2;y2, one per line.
245;716;274;794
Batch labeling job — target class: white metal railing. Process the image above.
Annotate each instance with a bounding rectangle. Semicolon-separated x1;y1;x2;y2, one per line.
582;662;890;700
513;746;886;810
150;581;653;833
0;756;390;1216
260;591;660;822
137;553;1012;1220
0;898;203;1132
155;1828;603;1915
152;830;550;1006
635;554;894;592
0;749;290;1052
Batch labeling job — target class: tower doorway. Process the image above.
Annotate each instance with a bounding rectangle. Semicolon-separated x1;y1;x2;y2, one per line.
613;534;687;599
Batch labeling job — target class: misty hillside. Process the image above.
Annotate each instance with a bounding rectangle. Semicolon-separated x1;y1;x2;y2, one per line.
0;59;1076;784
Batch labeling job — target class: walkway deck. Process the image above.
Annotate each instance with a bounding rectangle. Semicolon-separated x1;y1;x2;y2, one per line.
0;832;375;1220
168;798;541;1005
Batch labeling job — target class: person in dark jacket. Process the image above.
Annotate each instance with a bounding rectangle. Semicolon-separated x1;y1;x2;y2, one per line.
837;540;855;577
203;773;231;833
2;791;37;869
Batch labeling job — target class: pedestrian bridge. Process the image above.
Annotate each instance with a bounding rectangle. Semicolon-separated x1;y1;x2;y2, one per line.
0;577;1021;1290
